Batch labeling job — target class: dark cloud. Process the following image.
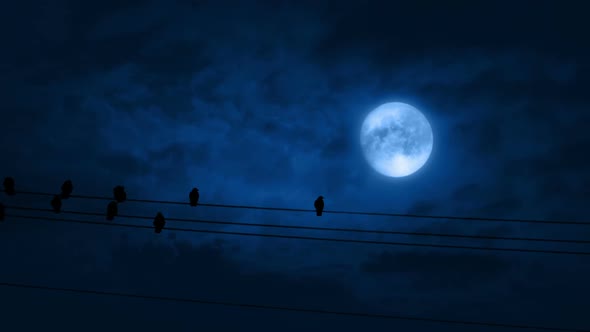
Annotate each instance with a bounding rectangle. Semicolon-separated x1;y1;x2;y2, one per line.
477;197;524;216
406;200;439;215
321;133;352;159
360;250;514;290
451;184;483;202
453;119;504;157
0;233;399;332
96;153;152;177
312;1;590;65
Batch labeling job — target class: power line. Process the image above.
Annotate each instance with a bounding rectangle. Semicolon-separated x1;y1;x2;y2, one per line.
4;189;589;226
6;205;590;245
0;282;586;331
6;214;590;256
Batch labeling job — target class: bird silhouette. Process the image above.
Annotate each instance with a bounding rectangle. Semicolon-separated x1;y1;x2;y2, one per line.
3;177;15;196
314;196;324;216
51;195;62;213
189;188;199;207
113;185;127;203
154;212;166;233
60;180;73;199
106;201;118;221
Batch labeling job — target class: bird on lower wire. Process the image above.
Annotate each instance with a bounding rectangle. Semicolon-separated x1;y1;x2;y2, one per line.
106;201;118;221
154;212;166;233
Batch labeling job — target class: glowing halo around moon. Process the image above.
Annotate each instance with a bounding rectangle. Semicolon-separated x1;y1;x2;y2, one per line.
360;102;433;178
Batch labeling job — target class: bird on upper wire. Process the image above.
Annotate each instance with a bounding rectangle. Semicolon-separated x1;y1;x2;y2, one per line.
113;185;127;203
189;188;199;207
314;196;324;216
60;180;73;199
154;212;166;233
3;177;15;196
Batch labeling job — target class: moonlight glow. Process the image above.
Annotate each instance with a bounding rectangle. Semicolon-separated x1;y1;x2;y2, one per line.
360;102;433;177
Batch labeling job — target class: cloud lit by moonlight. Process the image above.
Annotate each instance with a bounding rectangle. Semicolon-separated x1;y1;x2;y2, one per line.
360;102;433;177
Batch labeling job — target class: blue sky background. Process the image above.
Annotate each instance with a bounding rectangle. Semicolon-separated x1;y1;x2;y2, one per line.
1;1;589;331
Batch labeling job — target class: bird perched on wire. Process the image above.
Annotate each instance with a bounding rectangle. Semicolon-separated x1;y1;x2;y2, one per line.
3;177;15;196
314;196;324;216
113;185;127;203
0;203;5;222
153;212;166;233
106;201;118;221
51;195;62;213
189;188;199;207
60;180;73;199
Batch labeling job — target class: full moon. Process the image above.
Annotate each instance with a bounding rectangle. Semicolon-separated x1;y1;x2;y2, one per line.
360;102;433;177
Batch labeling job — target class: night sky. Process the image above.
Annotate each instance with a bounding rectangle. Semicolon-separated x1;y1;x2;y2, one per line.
1;1;590;331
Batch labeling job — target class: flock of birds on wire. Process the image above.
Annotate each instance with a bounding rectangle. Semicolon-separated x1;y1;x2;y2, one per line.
0;177;326;234
4;179;590;331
